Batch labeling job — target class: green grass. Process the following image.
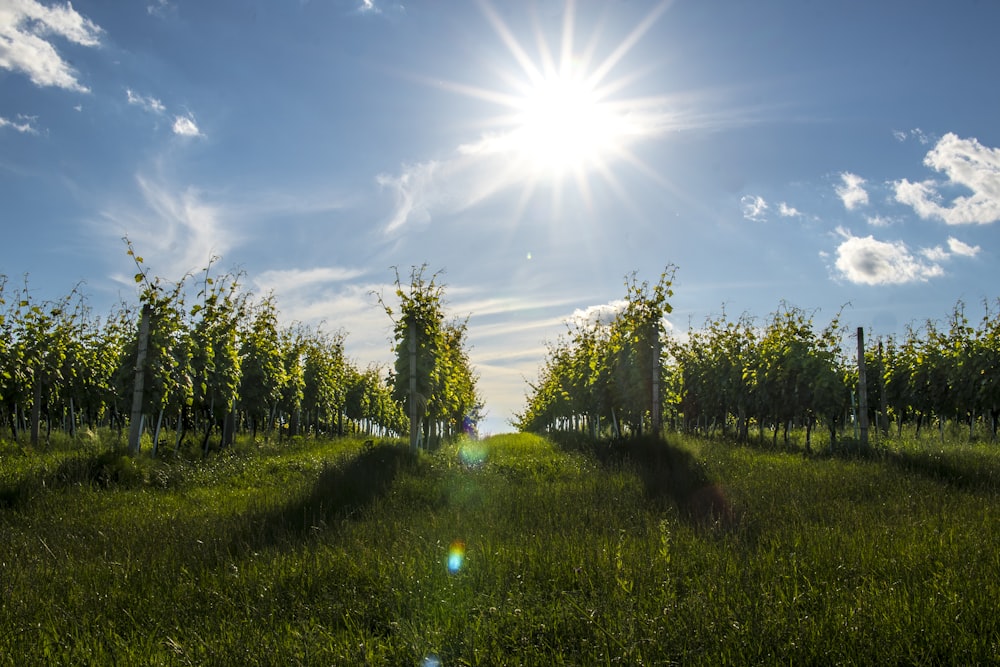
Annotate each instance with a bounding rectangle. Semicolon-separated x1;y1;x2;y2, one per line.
1;430;999;664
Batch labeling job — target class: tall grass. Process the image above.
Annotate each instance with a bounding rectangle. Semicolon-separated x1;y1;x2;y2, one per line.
1;430;998;664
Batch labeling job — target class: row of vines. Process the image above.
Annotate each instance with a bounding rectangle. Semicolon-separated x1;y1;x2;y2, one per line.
0;247;480;455
517;270;1000;448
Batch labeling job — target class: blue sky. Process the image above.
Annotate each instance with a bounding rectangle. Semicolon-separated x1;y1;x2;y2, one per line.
2;0;999;434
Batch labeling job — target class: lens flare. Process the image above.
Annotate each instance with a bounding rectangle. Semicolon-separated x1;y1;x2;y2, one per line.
448;540;466;574
458;439;488;468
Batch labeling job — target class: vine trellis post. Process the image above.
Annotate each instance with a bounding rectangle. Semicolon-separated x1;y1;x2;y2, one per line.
857;326;869;448
408;317;418;452
128;303;152;455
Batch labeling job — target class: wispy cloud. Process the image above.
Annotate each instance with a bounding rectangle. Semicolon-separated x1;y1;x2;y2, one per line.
831;227;965;285
101;175;232;282
147;0;175;18
866;214;894;227
260;277;398;368
0;114;38;134
836;172;869;210
894;133;1000;225
352;0;406;19
376;160;441;234
128;89;204;140
0;0;102;92
740;194;768;222
126;88;166;114
254;267;366;294
893;128;931;145
172;114;202;137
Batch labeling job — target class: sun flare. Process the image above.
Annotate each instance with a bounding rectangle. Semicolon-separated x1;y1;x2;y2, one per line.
451;0;672;203
424;0;674;226
510;68;626;176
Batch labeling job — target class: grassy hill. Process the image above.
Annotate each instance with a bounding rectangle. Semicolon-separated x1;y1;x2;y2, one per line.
1;432;998;664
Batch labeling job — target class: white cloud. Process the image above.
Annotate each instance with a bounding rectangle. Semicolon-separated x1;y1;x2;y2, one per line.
777;202;800;217
147;0;175;18
832;227;943;285
101;175;233;282
947;236;980;257
376;160;441;233
894;133;1000;225
254;267;366;294
0;113;37;134
893;128;930;145
920;245;949;263
740;194;768;222
358;0;381;14
568;300;628;327
376;137;555;233
919;236;981;263
0;0;102;92
836;172;869;210
126;88;165;114
866;214;894;227
172;114;201;137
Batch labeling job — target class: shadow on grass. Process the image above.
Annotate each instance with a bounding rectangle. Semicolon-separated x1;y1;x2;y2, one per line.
0;447;158;508
551;432;737;530
231;443;421;550
825;444;1000;494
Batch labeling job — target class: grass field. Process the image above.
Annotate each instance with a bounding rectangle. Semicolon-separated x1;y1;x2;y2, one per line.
1;430;998;665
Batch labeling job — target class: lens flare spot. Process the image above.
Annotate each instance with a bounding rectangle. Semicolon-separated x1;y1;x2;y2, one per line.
448;540;466;574
458;439;488;468
422;655;442;667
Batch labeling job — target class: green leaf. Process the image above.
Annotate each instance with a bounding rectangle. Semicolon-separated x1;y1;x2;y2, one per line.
135;273;144;284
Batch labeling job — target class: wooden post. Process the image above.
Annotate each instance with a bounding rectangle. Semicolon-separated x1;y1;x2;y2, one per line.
30;371;42;447
857;326;869;448
128;304;152;455
408;318;418;452
650;320;662;436
878;341;889;436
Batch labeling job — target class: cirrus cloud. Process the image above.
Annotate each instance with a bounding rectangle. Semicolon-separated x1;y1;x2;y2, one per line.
100;174;233;283
127;88;165;114
0;113;38;134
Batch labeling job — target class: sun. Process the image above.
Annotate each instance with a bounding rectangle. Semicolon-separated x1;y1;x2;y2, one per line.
420;0;676;226
448;0;672;203
509;65;627;177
